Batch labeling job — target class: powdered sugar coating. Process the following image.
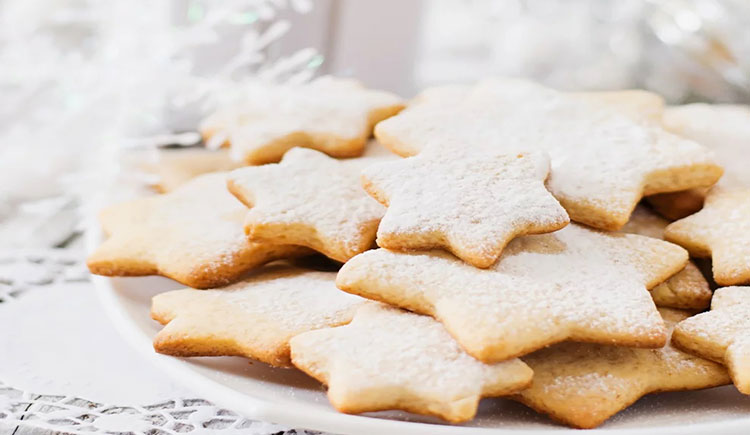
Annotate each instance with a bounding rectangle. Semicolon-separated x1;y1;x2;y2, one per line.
673;286;750;394
620;205;671;239
663;104;750;189
665;188;750;286
151;267;365;367
200;76;404;164
375;78;721;230
337;224;688;362
143;147;243;193
289;303;532;423
87;172;308;288
227;148;385;262
574;89;665;122
518;308;729;429
361;150;569;267
620;206;712;309
648;104;750;219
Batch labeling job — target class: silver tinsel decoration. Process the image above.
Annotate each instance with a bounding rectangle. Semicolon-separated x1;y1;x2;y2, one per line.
2;0;749;248
0;0;318;248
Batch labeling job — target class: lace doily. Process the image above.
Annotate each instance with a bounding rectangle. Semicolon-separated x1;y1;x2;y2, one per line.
0;246;328;434
0;247;89;303
0;380;317;434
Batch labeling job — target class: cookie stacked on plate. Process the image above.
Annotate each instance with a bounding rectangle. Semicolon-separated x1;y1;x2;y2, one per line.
87;76;750;429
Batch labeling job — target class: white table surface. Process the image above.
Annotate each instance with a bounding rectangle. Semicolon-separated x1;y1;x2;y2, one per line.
0;246;318;435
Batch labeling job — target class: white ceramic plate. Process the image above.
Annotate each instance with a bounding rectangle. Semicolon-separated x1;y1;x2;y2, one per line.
87;231;750;434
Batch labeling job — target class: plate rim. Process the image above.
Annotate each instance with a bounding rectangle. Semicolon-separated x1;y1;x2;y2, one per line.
86;227;750;435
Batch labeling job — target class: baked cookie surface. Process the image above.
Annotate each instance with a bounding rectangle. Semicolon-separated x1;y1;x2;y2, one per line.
228;148;385;263
648;103;750;219
200;76;404;164
362;151;568;267
144;148;243;193
621;206;712;309
337;224;687;362
666;188;750;286
290;303;533;423
151;266;364;367
87;172;309;288
517;308;730;429
673;286;750;394
375;78;722;230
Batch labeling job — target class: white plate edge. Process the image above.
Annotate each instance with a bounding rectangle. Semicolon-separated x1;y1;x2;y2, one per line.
84;225;750;435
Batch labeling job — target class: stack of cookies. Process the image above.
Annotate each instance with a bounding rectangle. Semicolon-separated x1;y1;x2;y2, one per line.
87;76;750;429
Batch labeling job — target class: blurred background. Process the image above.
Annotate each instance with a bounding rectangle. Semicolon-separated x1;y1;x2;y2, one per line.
1;0;750;249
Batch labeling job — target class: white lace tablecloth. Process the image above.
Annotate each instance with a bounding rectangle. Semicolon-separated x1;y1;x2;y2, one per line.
0;245;320;435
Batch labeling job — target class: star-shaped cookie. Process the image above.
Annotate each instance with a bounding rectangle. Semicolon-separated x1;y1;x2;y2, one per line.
516;308;730;429
227;147;385;263
151;266;364;367
289;303;533;423
647;188;708;221
142;147;243;193
414;87;666;124
200;76;404;164
361;151;569;267
574;89;665;122
648;103;750;219
673;286;750;394
337;224;688;362
87;173;310;288
621;206;712;309
375;78;722;230
665;187;750;286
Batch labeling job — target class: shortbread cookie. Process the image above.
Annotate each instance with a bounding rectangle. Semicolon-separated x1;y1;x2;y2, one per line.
375;78;722;230
665;187;750;286
414;87;665;123
647;188;708;221
517;308;729;429
673;286;750;393
575;89;665;122
361;151;569;267
87;173;309;288
144;148;243;193
337;138;400;171
621;206;712;309
151;266;364;367
227;148;385;263
662;104;750;189
337;224;687;362
289;303;533;422
648;104;750;219
200;76;404;164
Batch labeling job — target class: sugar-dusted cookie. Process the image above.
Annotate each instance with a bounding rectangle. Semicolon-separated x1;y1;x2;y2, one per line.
665;187;750;286
413;87;665;123
227;148;385;263
648;104;750;219
517;308;729;429
361;151;569;268
143;148;243;193
289;303;533;423
673;286;750;394
575;89;665;122
621;206;712;309
200;77;404;165
375;78;722;230
662;104;750;189
151;266;364;367
337;224;687;362
647;188;708;221
336;138;401;171
87;173;310;288
648;263;712;310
